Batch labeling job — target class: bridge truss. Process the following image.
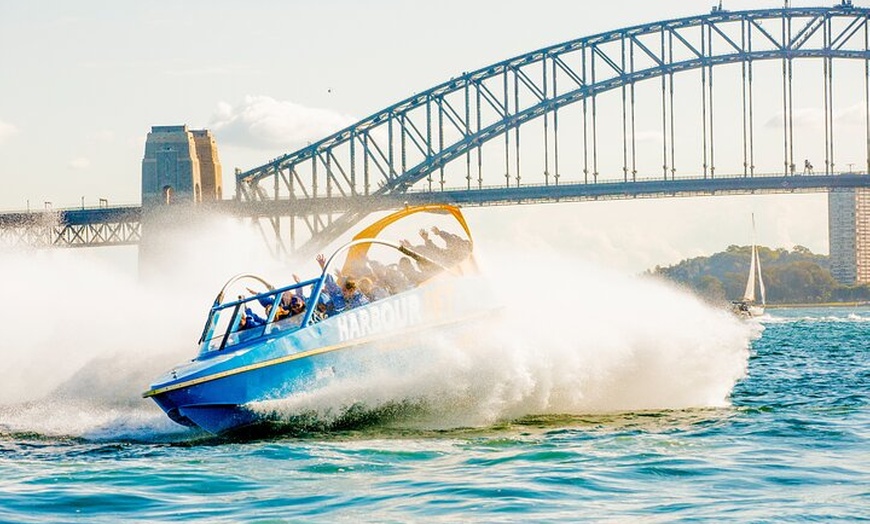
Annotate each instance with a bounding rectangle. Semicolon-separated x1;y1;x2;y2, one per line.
0;207;141;250
236;3;870;257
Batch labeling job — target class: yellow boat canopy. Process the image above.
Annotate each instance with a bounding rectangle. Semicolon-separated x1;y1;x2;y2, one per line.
341;204;473;275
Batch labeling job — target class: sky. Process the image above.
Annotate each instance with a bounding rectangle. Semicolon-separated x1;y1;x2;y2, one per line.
0;0;863;273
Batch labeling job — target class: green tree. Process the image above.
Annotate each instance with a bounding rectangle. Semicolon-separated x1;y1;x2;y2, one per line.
650;245;843;305
696;275;726;303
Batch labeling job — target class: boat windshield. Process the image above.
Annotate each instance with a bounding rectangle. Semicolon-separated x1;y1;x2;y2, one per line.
198;278;321;356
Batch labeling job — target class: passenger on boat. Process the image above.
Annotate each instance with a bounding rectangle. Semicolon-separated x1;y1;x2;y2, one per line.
431;225;469;249
358;276;389;302
430;226;472;262
287;294;306;317
399;238;432;267
267;294;307;328
226;306;266;344
329;276;370;311
381;263;412;294
400;232;432;258
240;307;266;330
315;253;362;311
365;260;398;295
398;256;426;286
274;305;291;322
246;287;293;322
316;253;329;271
294;272;333;320
315;253;347;311
247;287;269;309
400;226;466;266
314;295;330;321
345;258;375;282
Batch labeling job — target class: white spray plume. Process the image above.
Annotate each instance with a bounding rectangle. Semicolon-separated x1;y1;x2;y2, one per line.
0;214;754;439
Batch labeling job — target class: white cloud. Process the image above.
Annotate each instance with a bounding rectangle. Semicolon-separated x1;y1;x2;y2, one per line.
68;157;91;170
0;120;19;143
836;103;866;128
763;107;825;130
210;95;357;151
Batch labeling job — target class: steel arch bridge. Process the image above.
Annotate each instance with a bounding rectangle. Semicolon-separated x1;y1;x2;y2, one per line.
237;3;870;256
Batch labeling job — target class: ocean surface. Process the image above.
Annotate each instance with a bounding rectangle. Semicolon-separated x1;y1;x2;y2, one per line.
0;303;866;523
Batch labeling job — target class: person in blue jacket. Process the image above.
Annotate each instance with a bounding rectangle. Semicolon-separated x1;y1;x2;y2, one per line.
240;307;266;330
230;305;267;344
316;253;370;312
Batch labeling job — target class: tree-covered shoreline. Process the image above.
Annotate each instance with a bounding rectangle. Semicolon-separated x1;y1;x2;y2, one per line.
649;245;870;305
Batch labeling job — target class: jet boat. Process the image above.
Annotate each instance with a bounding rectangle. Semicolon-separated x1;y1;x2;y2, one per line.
143;204;495;435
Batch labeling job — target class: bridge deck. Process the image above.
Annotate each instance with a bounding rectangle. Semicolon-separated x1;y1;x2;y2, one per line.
1;173;867;249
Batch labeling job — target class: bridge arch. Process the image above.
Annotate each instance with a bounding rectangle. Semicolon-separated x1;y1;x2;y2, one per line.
236;5;870;255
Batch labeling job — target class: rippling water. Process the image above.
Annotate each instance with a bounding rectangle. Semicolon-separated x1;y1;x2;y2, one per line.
1;305;867;523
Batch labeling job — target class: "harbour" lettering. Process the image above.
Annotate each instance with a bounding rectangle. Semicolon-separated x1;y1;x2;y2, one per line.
336;295;423;342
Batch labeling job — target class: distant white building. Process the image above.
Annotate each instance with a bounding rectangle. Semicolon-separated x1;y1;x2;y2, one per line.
828;187;870;285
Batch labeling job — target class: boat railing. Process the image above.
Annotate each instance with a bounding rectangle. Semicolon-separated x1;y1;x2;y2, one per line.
198;277;323;355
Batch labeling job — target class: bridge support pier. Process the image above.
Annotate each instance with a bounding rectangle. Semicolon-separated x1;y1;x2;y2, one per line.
139;125;223;279
138;204;224;282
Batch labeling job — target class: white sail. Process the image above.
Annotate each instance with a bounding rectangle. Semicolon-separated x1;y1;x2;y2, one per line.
743;243;757;302
755;245;766;306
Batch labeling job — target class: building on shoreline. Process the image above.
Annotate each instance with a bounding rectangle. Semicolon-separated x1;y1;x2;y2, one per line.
829;187;870;285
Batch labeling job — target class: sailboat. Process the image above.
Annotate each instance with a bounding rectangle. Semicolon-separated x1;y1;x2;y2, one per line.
731;215;766;317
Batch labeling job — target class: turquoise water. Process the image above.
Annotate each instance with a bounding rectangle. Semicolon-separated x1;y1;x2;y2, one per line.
1;306;867;522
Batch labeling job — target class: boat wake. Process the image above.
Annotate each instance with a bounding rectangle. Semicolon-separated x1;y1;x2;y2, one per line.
0;225;755;442
761;310;870;324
